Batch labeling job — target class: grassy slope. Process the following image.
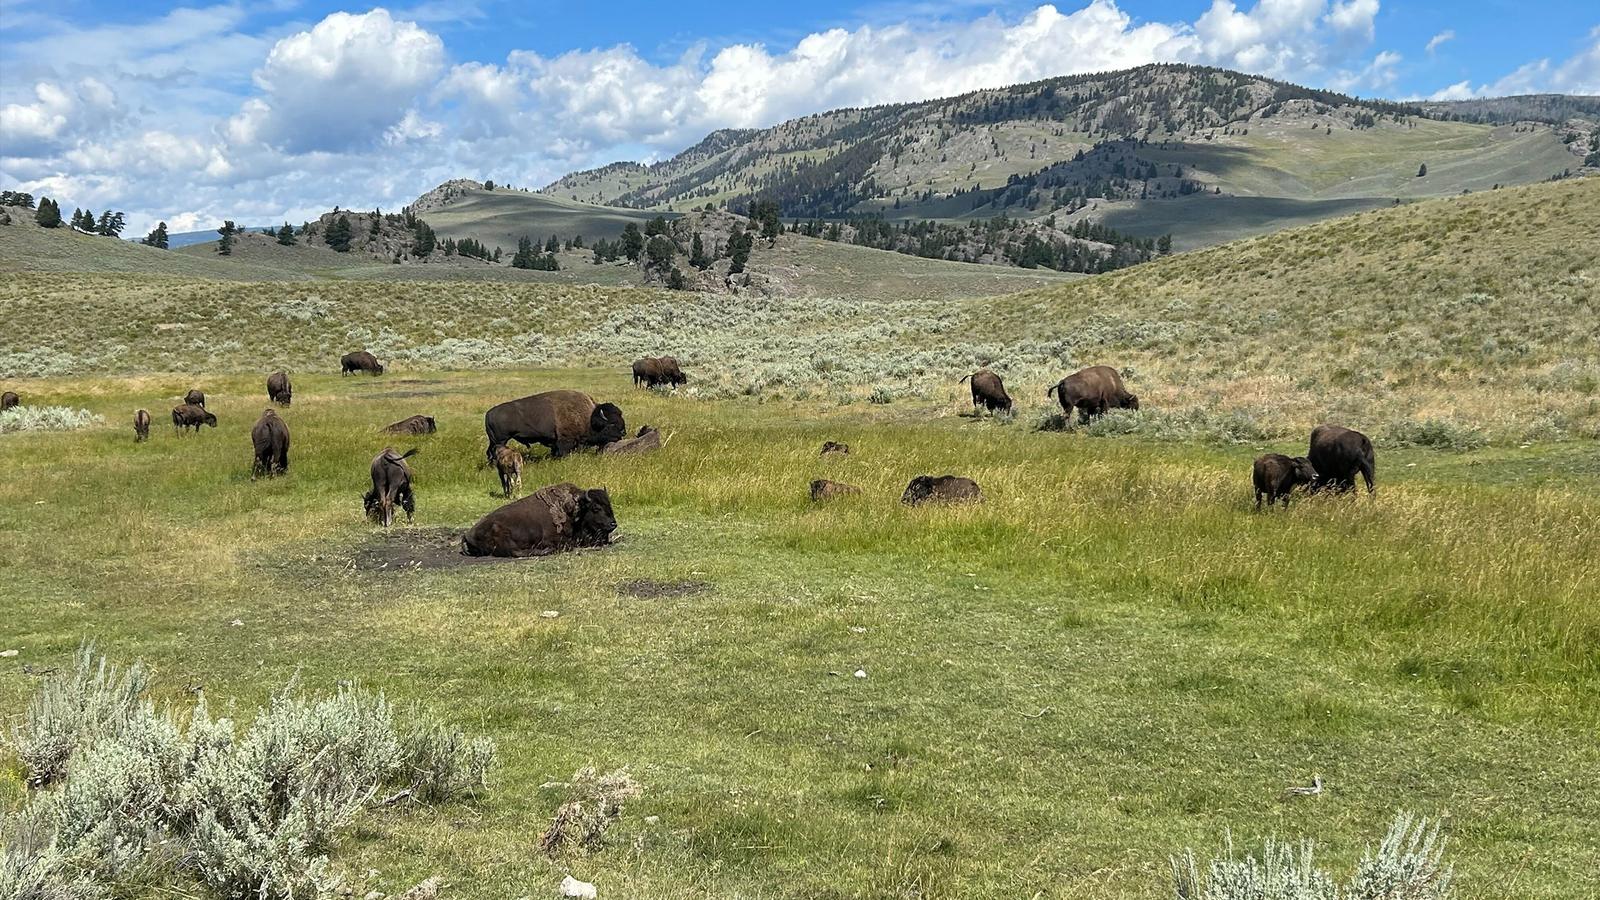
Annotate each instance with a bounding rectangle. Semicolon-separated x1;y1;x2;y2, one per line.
0;220;314;281
420;189;672;246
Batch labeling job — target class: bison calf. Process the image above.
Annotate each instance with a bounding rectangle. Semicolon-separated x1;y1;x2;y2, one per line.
134;409;151;442
1253;454;1317;509
184;388;206;408
364;448;417;527
385;415;437;435
251;409;291;478
1;391;18;411
810;479;862;501
493;445;523;498
462;483;617;557
820;441;851;456
902;475;982;506
171;403;216;433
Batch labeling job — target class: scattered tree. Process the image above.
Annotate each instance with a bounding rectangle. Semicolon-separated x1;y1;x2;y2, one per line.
276;222;297;246
325;215;353;252
34;198;62;228
217;220;238;255
689;232;710;269
620;223;644;261
142;222;170;249
1417;163;1428;177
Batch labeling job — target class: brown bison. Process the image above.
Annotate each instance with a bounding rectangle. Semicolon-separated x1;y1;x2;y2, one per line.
341;351;384;375
364;448;417;527
960;369;1012;413
809;479;862;501
184;389;206;408
901;475;982;506
632;356;687;388
1;391;18;411
385;415;437;435
267;371;292;406
1308;425;1375;494
483;390;625;463
493;445;523;498
171;403;216;433
601;425;662;455
1253;454;1317;509
134;409;151;442
461;483;617;557
250;409;291;477
820;441;850;456
1047;366;1139;424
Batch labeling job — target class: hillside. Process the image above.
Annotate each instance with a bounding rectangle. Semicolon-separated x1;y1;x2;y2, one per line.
543;63;1594;250
417;182;673;248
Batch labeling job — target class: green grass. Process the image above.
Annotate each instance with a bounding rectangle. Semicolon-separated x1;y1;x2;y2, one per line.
2;369;1596;898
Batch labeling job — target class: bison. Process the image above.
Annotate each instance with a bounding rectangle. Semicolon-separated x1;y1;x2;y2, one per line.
1047;366;1139;425
184;389;206;408
1;391;18;411
809;479;862;501
960;369;1012;414
902;475;982;506
461;483;617;558
385;415;437;435
1253;453;1317;509
493;445;523;498
250;409;291;477
483;390;625;463
820;441;850;456
364;447;417;527
341;351;384;375
171;403;216;433
134;409;151;442
632;356;687;388
267;371;292;406
1308;425;1375;495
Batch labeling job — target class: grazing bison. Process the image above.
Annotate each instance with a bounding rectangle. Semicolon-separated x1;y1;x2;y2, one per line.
171;403;216;433
809;479;862;501
960;369;1012;413
632;356;687;388
820;441;850;456
493;445;523;498
341;351;384;375
184;389;206;408
1047;366;1139;424
601;425;662;455
461;483;617;558
134;409;151;442
901;475;983;506
1;391;18;411
250;409;291;477
364;448;417;527
1253;454;1317;509
385;415;437;435
1308;425;1375;494
483;390;625;462
267;371;292;406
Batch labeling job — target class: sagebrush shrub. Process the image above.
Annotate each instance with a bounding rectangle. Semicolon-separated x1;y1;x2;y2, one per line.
10;643;150;786
539;766;644;855
0;406;104;433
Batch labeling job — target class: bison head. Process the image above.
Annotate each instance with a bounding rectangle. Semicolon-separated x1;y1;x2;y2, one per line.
203;412;218;427
901;476;936;506
574;488;618;546
588;402;627;446
1120;394;1140;411
1290;456;1318;485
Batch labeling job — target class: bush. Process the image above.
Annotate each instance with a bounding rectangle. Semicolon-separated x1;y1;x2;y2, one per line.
0;406;104;434
10;643;149;786
1383;419;1488;452
539;767;643;855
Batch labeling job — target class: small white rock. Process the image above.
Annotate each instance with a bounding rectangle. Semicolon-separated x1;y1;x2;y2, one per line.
853;669;867;679
560;875;597;899
644;815;660;825
364;891;385;900
0;649;17;658
230;619;244;627
848;626;867;634
540;610;561;619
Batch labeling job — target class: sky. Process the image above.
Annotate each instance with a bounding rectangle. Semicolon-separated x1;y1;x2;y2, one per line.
2;0;1596;236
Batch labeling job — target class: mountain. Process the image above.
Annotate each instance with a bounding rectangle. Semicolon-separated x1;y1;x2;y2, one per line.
543;63;1597;250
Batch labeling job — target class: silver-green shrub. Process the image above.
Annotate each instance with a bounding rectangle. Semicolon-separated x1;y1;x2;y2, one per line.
0;406;104;433
10;643;150;786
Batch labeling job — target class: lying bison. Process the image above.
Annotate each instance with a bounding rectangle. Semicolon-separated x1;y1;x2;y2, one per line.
364;447;417;527
1253;453;1317;509
1308;425;1375;494
1047;366;1138;424
385;415;437;435
902;475;982;506
134;409;150;442
483;390;625;463
1;391;18;411
184;389;206;408
341;351;384;375
820;441;850;456
250;409;291;478
171;403;216;433
461;483;617;557
960;369;1012;414
493;445;523;498
810;479;862;501
267;371;292;406
632;356;687;388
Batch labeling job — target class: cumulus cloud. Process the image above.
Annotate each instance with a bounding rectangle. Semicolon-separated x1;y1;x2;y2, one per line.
0;78;120;157
1425;26;1600;99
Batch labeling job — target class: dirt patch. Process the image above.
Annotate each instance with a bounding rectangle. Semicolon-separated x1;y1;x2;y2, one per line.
616;579;712;599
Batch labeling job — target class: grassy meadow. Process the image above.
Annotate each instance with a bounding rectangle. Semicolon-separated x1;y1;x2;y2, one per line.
2;178;1599;898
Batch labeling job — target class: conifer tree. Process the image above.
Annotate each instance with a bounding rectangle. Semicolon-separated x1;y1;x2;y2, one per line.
217;220;237;255
277;222;297;246
325;215;353;252
620;223;644;261
34;198;61;228
689;233;710;269
143;221;169;249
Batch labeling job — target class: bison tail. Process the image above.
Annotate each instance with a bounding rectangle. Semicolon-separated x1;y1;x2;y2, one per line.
959;374;972;384
1045;384;1058;398
399;448;419;460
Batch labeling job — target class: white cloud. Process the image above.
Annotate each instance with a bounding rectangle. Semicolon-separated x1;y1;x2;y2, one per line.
1427;80;1474;101
0;78;121;157
1425;30;1454;55
1328;50;1402;93
1425;27;1600;99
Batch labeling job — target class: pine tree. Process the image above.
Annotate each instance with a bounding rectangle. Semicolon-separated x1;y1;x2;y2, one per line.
277;222;297;246
217;220;237;255
483;180;495;191
645;235;675;269
70;209;85;230
34;198;61;228
689;233;710;269
645;216;668;237
545;234;559;253
511;235;537;269
667;267;687;290
79;209;96;232
326;215;353;252
411;220;433;256
728;224;752;274
1157;234;1172;255
572;234;585;249
620;223;644;261
1417;163;1427;177
143;222;169;249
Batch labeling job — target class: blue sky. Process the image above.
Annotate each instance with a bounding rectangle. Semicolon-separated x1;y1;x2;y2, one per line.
2;0;1596;234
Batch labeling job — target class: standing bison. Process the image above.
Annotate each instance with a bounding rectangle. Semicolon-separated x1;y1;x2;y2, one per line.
385;415;437;435
184;389;206;408
1252;454;1317;509
134;409;151;442
960;369;1012;414
632;356;687;388
1047;366;1139;424
483;390;625;462
462;483;617;557
1;391;18;411
493;445;523;498
171;404;216;433
341;351;384;375
1308;425;1375;494
250;409;291;477
902;475;983;506
364;448;417;527
267;371;292;406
